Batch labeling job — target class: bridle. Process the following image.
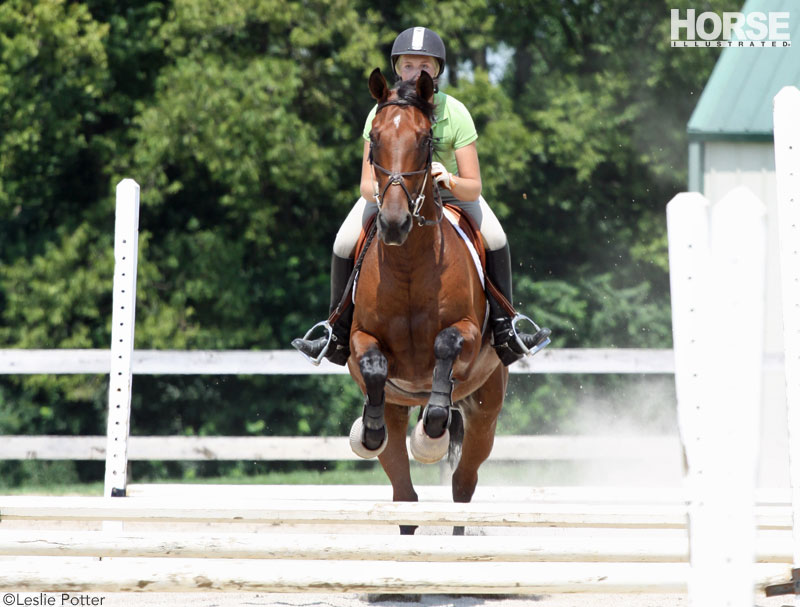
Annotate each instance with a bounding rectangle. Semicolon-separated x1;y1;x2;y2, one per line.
368;99;443;227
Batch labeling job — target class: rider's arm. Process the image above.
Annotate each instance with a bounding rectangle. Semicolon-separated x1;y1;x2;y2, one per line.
450;142;482;202
359;140;377;203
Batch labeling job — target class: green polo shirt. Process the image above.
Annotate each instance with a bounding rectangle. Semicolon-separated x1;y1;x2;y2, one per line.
362;91;478;176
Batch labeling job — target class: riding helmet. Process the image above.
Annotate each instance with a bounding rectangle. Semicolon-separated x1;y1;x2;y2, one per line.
390;27;446;78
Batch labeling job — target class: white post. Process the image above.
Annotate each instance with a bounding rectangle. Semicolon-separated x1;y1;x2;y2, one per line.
668;188;767;606
103;179;140;498
668;192;712;482
774;85;800;606
707;186;766;607
667;192;713;606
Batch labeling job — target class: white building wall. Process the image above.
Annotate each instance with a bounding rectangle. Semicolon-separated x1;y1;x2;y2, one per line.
703;141;787;486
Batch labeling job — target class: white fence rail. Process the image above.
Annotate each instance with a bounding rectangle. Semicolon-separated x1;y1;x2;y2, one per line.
0;345;681;463
0;434;681;463
0;347;677;375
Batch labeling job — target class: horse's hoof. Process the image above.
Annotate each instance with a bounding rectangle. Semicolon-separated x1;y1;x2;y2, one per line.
409;420;449;464
349;417;387;459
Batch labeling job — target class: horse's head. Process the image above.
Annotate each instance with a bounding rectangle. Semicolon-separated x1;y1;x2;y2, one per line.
367;68;437;246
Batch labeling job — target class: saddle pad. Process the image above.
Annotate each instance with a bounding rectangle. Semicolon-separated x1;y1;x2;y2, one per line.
442;204;491;336
442;205;485;288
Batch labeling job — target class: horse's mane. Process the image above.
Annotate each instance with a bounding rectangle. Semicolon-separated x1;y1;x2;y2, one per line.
376;79;436;123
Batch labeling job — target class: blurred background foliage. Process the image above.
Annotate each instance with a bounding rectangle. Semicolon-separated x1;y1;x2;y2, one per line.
0;0;736;485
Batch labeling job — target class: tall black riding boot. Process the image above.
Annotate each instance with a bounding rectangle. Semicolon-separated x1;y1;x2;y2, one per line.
291;254;354;366
485;244;551;366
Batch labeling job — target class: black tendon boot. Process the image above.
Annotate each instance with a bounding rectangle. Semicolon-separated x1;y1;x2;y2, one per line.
291;254;355;366
485;244;551;366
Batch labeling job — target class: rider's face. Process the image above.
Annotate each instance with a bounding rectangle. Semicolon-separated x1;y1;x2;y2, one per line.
397;54;439;81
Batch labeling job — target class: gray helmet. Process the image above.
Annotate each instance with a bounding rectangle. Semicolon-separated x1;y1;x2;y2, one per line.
390;27;446;79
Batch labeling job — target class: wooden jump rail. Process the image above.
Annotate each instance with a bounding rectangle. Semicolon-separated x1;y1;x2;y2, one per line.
0;491;793;593
0;529;793;564
0;530;696;562
0;559;703;594
0;495;794;530
0;558;791;595
123;483;796;505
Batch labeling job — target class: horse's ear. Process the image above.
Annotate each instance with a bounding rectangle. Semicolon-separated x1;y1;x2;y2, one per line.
416;71;434;102
369;68;389;103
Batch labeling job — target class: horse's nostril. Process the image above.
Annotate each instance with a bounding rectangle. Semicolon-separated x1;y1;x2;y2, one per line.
402;214;413;233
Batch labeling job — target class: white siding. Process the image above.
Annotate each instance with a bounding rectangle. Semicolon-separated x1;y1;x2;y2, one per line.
703;141;788;487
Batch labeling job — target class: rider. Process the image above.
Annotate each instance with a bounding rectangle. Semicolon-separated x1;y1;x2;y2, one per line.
292;26;549;366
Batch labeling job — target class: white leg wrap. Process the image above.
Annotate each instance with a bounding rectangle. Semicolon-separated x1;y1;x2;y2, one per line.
348;416;387;459
409;419;449;464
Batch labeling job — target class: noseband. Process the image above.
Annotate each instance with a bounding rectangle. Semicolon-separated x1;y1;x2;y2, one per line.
369;100;442;227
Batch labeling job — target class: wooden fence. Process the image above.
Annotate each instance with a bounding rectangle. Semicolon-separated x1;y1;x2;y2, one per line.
0;486;792;593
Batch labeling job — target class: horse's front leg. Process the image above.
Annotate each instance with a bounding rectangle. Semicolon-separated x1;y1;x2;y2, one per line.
380;402;418;535
410;322;478;464
451;362;507;535
350;331;417;534
348;331;388;458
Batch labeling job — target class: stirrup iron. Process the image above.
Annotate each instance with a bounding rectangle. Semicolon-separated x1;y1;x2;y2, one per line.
297;320;334;366
511;313;551;357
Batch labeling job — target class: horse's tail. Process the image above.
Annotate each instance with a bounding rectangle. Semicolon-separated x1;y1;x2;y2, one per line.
448;406;465;470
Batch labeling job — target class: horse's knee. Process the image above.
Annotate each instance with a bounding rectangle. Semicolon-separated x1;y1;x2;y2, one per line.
359;348;387;401
434;327;464;361
360;348;387;381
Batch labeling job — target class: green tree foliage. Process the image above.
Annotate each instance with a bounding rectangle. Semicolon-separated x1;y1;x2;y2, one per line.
0;0;110;259
0;0;733;484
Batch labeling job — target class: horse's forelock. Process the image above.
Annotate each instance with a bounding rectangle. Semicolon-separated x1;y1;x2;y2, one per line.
379;79;436;123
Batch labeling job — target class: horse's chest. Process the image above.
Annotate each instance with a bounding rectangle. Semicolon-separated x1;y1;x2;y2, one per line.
356;235;478;344
360;271;462;343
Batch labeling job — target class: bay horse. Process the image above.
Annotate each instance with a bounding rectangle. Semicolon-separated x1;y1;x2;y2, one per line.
346;68;508;535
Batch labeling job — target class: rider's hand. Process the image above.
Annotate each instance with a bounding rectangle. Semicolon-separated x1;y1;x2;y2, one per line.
431;161;453;190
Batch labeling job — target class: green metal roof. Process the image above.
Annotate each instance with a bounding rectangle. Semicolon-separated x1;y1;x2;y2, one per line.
687;0;800;141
